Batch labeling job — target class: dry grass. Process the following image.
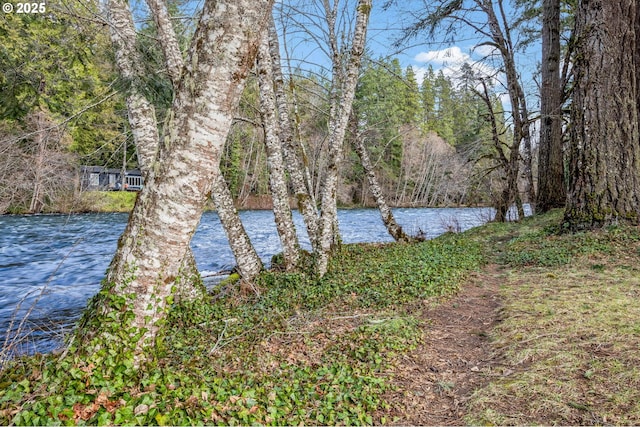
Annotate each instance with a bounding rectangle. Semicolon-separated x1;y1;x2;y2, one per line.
466;232;640;425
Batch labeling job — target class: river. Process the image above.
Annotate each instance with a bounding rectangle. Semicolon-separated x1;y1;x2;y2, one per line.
0;207;494;357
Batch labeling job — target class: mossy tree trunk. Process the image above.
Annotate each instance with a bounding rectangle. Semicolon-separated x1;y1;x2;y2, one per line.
564;0;640;229
75;0;274;365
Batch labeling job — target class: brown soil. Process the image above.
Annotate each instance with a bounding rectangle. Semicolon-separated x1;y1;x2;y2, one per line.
377;266;504;425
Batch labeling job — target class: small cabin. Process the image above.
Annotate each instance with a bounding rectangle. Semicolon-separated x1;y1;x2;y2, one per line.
80;166;144;191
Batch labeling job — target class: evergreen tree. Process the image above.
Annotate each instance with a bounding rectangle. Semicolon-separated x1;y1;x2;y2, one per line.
402;66;421;124
433;70;455;144
419;66;436;130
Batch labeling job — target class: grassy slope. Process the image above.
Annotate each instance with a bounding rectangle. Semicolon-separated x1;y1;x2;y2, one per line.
464;211;640;425
79;191;138;213
1;210;639;425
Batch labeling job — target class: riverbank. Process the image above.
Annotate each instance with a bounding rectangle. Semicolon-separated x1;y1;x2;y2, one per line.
1;210;639;424
42;191;488;214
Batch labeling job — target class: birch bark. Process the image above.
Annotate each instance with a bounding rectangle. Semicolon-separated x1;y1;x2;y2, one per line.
107;0;204;301
77;0;274;363
106;0;159;173
316;0;371;276
351;123;410;242
211;171;263;280
257;30;300;271
144;0;183;85
145;0;263;280
268;17;320;251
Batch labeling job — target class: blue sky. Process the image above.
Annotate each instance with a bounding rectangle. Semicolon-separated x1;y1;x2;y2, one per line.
379;0;540;113
133;0;541;113
273;0;541;115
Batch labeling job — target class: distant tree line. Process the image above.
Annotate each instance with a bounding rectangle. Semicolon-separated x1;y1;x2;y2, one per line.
221;59;509;210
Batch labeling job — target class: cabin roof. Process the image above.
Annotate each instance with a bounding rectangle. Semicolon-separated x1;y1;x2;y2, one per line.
81;166;142;176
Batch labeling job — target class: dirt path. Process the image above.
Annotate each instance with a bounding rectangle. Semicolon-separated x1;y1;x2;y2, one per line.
377;266;503;425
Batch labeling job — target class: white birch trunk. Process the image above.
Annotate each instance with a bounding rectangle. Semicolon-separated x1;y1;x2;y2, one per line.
143;0;184;85
106;0;159;172
268;17;320;251
316;0;371;277
257;30;300;271
211;171;263;280
77;0;274;363
145;0;263;281
352;130;410;242
107;0;205;301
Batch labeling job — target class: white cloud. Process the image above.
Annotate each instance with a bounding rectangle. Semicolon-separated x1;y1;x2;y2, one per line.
472;44;500;58
414;46;470;66
413;45;501;83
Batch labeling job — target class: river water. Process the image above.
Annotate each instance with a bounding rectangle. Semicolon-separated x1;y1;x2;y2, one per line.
0;207;493;356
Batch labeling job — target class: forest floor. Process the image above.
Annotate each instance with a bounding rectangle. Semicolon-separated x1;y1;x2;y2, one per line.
379;212;640;425
377;266;502;425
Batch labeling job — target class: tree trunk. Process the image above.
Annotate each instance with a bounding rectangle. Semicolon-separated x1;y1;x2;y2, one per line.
75;0;274;364
521;110;535;214
317;0;371;277
481;0;528;221
144;0;261;282
29;109;46;214
537;0;565;213
351;121;410;242
143;0;183;85
107;0;204;301
106;0;159;173
211;171;264;280
268;17;320;251
257;30;300;271
565;0;640;229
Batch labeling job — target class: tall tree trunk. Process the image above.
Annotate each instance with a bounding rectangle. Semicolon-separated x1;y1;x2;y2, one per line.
317;0;371;277
108;0;204;300
565;0;640;229
107;0;159;174
268;17;320;251
145;0;262;281
481;0;528;221
75;0;274;364
257;30;300;271
537;0;565;213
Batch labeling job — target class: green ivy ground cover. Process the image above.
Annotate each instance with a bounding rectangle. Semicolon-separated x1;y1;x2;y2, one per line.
0;233;483;425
